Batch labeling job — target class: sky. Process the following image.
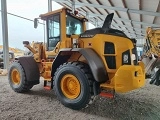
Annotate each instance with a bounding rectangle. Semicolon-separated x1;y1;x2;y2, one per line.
0;0;93;50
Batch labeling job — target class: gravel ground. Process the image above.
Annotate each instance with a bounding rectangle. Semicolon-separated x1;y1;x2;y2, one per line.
0;76;160;120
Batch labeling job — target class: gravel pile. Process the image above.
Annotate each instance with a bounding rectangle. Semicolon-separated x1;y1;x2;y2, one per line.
0;76;160;120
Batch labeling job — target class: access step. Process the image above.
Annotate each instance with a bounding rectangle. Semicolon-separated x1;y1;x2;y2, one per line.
100;92;114;99
44;86;51;90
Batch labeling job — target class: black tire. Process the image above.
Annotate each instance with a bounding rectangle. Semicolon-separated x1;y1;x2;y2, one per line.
8;61;33;93
54;62;94;110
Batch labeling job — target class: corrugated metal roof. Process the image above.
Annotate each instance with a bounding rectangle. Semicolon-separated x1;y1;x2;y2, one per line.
53;0;160;39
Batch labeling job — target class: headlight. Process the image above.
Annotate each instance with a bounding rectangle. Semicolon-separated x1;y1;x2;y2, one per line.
122;50;131;65
123;54;129;63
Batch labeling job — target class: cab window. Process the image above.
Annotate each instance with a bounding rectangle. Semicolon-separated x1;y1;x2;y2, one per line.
47;14;60;51
66;15;83;36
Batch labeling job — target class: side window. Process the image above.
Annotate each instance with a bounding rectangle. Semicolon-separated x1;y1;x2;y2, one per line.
104;42;116;69
47;14;60;51
66;15;83;36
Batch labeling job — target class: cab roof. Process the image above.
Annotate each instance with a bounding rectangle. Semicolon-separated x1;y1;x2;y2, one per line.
39;7;87;21
39;7;66;20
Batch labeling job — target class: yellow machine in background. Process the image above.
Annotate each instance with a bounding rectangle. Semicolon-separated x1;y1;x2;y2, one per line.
142;27;160;85
143;27;160;57
8;8;145;110
0;45;24;57
0;45;24;68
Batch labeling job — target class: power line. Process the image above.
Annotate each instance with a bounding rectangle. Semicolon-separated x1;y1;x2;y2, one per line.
0;9;44;25
0;9;46;47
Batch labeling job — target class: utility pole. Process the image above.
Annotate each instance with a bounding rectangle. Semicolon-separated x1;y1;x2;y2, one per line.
1;0;9;69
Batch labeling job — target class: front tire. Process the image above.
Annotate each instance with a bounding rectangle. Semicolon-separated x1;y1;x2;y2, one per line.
54;62;94;110
8;61;33;93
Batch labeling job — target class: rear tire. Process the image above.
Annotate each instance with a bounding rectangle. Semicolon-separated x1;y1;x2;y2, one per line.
54;62;94;110
8;61;33;93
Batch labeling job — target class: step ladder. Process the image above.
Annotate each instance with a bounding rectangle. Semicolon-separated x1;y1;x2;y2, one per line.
100;83;115;99
100;90;115;99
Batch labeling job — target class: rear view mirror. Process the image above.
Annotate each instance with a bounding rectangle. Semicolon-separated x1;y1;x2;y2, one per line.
34;18;38;28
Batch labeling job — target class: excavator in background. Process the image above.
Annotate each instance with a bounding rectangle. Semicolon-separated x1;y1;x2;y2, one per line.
8;8;145;110
142;27;160;85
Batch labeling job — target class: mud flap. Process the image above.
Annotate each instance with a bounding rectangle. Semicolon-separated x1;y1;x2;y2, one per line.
115;65;145;93
18;57;40;85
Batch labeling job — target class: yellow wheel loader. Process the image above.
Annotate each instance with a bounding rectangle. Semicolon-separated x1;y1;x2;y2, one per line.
8;8;145;110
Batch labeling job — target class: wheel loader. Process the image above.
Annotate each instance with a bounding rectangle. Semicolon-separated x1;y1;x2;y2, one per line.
8;8;145;110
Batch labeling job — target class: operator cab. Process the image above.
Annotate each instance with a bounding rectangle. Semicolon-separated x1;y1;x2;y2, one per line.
40;8;86;51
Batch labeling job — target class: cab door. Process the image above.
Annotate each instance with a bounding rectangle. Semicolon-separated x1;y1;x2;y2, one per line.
47;14;61;51
46;12;66;59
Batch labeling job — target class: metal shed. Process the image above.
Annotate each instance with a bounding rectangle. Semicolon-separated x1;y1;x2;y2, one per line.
53;0;160;39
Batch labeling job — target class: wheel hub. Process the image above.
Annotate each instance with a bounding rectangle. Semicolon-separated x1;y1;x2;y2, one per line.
61;74;81;99
11;69;20;85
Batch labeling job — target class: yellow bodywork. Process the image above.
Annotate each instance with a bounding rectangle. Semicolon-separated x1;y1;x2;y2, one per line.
138;61;145;74
114;65;145;93
79;34;145;93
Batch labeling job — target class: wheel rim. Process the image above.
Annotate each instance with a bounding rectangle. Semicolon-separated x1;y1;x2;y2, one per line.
61;74;81;99
11;69;20;85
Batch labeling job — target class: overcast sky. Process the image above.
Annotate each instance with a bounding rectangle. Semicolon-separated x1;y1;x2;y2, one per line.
0;0;63;50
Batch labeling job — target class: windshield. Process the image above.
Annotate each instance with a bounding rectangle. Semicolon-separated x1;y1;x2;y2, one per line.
66;15;83;36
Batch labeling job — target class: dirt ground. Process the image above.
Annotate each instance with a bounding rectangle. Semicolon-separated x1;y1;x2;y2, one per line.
0;76;160;120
